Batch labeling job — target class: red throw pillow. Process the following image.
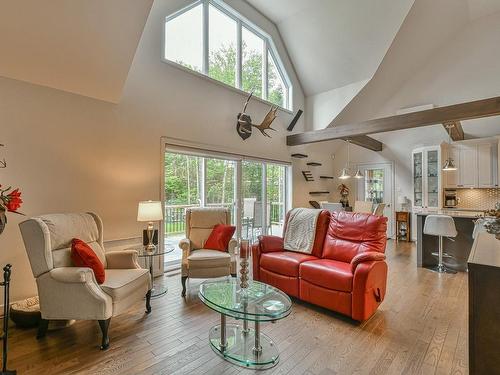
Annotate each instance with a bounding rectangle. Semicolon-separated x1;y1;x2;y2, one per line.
204;224;236;252
71;238;105;284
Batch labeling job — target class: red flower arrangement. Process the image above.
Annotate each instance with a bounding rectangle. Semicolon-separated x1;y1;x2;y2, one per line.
0;186;23;214
0;185;24;235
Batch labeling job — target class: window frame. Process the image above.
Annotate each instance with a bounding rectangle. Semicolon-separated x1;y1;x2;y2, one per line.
163;0;293;111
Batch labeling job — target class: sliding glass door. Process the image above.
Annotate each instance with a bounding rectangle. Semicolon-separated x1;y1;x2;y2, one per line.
164;147;290;269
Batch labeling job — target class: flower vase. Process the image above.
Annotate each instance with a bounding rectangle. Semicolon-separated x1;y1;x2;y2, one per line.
0;208;6;235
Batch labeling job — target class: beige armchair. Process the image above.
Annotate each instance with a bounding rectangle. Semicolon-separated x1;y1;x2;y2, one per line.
19;212;152;350
180;207;237;296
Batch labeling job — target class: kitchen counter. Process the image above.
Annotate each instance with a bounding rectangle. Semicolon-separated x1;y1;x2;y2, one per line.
416;210;478;271
467;233;500;374
415;209;484;219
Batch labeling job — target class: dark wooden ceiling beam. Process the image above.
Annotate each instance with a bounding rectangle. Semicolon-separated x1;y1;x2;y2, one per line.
442;121;464;141
343;135;382;152
287;96;500;146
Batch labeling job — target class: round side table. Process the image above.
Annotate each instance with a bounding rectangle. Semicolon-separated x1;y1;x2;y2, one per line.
130;246;174;298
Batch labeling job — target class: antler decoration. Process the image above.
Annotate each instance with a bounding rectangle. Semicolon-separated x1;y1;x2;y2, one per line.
236;92;278;140
0;144;6;169
252;106;278;137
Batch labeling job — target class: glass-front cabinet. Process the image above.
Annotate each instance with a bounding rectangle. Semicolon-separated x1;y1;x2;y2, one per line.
412;146;441;212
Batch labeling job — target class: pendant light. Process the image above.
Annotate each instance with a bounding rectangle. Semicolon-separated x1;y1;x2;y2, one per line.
338;140;352;179
442;124;457;171
354;168;364;179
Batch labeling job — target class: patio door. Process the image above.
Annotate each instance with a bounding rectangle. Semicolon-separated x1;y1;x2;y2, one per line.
356;162;394;238
163;145;290;270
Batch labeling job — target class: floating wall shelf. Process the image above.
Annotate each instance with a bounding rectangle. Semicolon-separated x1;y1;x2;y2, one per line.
319;176;334;179
302;171;314;182
309;191;330;195
291;153;308;158
306;162;322;166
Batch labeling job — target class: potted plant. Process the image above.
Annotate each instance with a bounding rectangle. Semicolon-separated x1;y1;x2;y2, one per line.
338;184;350;208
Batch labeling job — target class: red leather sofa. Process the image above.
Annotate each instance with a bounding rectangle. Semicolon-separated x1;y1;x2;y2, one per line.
252;210;388;321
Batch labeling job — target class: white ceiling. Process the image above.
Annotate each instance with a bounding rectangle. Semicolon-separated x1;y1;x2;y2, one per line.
246;0;414;96
0;0;153;103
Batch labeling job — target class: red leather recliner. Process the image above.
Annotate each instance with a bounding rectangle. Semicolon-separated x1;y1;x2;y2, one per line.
252;210;388;321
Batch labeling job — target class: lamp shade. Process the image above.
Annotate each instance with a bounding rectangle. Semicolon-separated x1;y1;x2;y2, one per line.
137;201;163;222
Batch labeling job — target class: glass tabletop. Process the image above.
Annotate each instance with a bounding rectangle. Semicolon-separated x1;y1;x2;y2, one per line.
126;246;175;258
199;279;292;322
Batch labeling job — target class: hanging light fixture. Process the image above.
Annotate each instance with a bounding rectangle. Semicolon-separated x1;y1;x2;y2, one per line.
338;140;352;179
442;124;457;171
354;168;364;179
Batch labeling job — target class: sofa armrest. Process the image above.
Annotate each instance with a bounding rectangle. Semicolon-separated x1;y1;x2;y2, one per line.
228;238;237;256
352;260;388;321
106;250;140;269
49;267;96;283
39;268;112;320
179;238;191;260
350;252;386;273
258;235;284;253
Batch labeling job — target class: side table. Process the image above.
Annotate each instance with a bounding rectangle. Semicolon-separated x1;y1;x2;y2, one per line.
127;246;174;298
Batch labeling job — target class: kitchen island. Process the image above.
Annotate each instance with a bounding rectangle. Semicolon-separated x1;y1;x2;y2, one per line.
416;209;481;271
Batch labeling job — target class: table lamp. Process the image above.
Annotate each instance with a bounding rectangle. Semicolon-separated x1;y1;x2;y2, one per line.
137;200;163;253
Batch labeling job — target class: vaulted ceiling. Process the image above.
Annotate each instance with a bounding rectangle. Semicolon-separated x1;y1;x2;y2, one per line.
0;0;153;103
246;0;414;96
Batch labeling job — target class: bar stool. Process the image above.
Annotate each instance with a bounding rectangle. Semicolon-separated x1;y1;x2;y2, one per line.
423;215;457;274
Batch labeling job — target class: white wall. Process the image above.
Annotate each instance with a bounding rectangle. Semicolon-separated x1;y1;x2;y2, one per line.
0;0;306;302
305;79;369;131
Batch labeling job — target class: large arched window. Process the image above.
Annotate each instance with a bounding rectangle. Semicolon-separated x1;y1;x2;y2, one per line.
164;0;293;110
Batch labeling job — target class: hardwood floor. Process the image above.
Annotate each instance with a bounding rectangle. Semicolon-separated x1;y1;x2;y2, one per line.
4;240;468;374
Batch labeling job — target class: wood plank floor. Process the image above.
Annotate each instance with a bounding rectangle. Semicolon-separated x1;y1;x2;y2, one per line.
4;240;468;374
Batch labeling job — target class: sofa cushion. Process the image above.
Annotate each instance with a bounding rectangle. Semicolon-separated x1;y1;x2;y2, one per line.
260;251;317;277
71;238;105;284
188;249;231;269
322;211;387;263
101;268;150;301
204;224;235;252
300;259;353;292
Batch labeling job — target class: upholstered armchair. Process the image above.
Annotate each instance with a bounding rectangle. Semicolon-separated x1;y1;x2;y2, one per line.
19;212;152;350
180;207;237;296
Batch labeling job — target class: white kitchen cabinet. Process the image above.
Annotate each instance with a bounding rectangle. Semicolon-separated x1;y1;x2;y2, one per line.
413;146;441;211
459;145;478;188
444;140;498;189
477;143;496;188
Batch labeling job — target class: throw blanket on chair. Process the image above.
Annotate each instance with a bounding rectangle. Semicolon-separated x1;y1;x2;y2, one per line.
283;208;321;254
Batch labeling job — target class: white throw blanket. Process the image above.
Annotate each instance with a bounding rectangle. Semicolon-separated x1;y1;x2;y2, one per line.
283;208;321;254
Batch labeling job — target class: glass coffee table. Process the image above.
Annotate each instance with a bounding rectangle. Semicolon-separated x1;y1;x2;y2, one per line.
199;279;292;369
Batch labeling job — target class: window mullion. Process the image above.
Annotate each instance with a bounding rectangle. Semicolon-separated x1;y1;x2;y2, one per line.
236;21;242;89
202;0;209;75
262;40;268;100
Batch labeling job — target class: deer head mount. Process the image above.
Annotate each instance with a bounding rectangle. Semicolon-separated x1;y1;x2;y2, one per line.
236;92;278;140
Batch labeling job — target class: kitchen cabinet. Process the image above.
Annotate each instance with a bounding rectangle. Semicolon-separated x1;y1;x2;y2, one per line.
412;146;440;211
477;143;496;187
443;140;498;189
459;145;478;188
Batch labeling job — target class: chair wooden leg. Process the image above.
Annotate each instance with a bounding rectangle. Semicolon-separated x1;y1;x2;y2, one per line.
181;276;187;297
145;290;152;314
37;318;49;339
98;318;111;350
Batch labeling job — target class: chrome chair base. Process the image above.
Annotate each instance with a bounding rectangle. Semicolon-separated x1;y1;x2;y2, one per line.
429;264;457;274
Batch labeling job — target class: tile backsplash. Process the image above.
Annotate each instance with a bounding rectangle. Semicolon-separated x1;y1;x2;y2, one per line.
456;188;500;210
